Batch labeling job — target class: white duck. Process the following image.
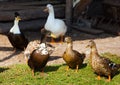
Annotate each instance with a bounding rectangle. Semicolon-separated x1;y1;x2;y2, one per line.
44;4;67;43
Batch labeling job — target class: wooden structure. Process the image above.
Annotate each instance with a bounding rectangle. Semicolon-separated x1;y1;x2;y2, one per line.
0;0;66;33
65;0;72;32
93;0;120;35
0;0;120;35
72;0;120;35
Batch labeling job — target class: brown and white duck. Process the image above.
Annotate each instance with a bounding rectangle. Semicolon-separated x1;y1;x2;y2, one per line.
86;40;120;81
44;4;67;43
62;37;85;72
24;41;54;76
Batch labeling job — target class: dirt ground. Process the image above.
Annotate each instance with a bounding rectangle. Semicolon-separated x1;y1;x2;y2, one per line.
0;29;120;67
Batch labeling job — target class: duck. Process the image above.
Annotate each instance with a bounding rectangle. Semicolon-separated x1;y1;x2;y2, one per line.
24;41;54;76
62;37;85;72
7;12;28;51
44;4;67;43
86;40;120;81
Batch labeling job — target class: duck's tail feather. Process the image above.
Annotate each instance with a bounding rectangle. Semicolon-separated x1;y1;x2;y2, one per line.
110;63;120;71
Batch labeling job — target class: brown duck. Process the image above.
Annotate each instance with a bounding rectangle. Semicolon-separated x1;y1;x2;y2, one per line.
25;42;54;76
87;40;120;81
62;37;85;72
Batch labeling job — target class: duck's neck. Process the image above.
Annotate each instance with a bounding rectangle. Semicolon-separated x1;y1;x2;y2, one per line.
66;42;73;53
10;19;21;34
47;8;55;22
90;46;99;59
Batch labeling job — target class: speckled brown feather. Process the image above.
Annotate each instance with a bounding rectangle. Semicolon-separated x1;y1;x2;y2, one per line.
88;40;120;81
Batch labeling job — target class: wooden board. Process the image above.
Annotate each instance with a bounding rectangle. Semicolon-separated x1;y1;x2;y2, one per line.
72;23;104;35
95;23;120;35
0;1;66;33
0;1;65;21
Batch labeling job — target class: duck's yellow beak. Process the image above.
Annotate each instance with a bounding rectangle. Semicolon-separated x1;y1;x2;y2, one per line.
16;16;21;21
43;7;49;12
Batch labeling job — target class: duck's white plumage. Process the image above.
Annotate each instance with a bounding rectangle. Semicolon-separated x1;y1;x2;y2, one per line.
10;17;21;34
44;4;67;38
24;40;54;60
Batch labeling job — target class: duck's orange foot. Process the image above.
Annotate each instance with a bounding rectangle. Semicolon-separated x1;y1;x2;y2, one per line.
75;65;79;72
96;75;101;80
107;75;111;82
66;66;69;71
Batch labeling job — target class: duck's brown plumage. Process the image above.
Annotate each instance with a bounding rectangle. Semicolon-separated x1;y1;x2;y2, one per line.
28;47;49;72
7;32;28;50
25;43;54;76
87;40;120;81
62;37;85;72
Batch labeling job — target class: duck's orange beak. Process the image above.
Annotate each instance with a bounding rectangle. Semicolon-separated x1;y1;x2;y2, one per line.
43;7;48;12
16;16;21;21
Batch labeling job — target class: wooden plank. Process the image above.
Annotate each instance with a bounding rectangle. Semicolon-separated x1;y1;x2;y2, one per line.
72;23;104;35
17;1;65;6
0;5;65;21
95;23;120;35
65;0;73;32
0;1;65;11
0;1;65;7
103;0;120;7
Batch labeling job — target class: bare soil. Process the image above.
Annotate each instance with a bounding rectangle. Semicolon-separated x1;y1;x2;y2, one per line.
0;29;120;67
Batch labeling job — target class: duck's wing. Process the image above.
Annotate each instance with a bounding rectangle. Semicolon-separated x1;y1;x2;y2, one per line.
62;51;67;58
73;50;85;60
99;56;118;70
100;56;120;75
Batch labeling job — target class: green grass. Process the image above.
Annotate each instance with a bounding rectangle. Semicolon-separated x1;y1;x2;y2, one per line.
0;53;120;85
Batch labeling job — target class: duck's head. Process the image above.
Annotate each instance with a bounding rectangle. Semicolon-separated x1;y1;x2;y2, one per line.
14;12;21;21
65;37;72;44
44;4;53;13
86;40;96;49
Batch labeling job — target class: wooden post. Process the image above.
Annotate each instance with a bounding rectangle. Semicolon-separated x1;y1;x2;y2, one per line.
66;0;73;32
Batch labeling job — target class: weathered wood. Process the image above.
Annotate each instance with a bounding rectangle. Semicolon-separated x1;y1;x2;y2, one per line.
95;23;120;35
0;1;66;34
0;19;46;33
17;0;65;6
65;0;73;32
103;0;120;7
0;1;65;6
72;23;104;35
0;4;65;21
